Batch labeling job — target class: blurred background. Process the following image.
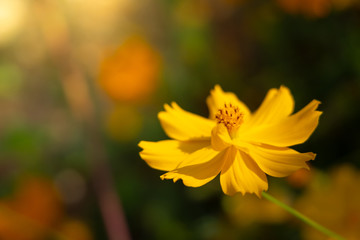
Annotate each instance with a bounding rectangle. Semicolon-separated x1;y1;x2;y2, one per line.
0;0;360;239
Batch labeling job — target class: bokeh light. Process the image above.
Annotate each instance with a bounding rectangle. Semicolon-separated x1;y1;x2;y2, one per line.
99;35;162;103
296;165;360;240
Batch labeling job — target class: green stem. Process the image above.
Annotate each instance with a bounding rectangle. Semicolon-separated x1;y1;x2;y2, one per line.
261;191;345;240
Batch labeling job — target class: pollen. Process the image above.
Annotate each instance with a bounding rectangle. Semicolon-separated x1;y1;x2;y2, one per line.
215;103;244;133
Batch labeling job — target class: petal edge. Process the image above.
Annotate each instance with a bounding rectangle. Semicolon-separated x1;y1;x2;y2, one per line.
161;146;225;187
158;102;215;141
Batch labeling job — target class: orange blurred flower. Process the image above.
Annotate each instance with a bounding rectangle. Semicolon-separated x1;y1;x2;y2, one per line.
59;220;93;240
331;0;358;10
276;0;331;18
0;177;93;240
287;167;313;188
0;177;63;240
295;165;360;240
277;0;358;18
99;35;162;103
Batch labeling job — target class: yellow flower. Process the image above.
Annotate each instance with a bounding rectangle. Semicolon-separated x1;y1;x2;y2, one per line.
139;85;321;196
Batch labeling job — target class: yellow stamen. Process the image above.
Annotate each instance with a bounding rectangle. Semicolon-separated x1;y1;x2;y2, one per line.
215;103;244;135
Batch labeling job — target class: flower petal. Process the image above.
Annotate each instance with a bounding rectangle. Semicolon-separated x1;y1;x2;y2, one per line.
239;100;322;147
158;102;215;141
161;146;225;187
211;124;232;151
246;144;315;177
139;140;209;171
206;85;251;120
248;86;294;127
220;146;268;197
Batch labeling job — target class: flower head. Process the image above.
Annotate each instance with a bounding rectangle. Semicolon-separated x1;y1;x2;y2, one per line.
139;85;321;197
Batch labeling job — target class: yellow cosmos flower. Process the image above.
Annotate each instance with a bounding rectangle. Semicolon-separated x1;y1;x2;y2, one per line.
139;85;321;197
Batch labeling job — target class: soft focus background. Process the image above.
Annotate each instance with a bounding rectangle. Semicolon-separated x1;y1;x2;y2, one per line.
0;0;360;239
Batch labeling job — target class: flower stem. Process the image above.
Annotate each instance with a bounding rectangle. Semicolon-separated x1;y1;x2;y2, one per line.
261;191;345;240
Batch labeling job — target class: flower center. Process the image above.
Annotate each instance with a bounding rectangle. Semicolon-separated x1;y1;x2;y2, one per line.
215;103;244;135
